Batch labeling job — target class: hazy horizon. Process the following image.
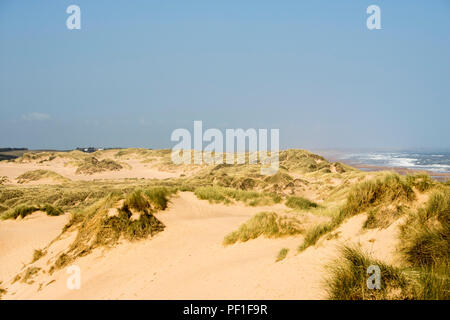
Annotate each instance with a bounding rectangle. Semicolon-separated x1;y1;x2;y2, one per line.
1;1;449;151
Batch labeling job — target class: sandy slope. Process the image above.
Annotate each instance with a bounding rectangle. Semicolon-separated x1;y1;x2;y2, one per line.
0;212;69;282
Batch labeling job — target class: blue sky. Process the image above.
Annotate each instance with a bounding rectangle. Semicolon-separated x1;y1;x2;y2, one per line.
1;0;449;150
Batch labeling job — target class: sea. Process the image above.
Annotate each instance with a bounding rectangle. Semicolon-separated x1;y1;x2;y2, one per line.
314;150;450;175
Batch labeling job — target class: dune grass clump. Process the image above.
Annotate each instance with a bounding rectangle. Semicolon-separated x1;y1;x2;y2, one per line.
400;189;449;267
194;186;281;206
298;222;336;252
51;188;173;272
396;187;449;299
406;173;434;192
124;187;173;212
285;196;318;210
298;174;418;252
75;157;123;175
42;204;64;216
17;170;69;184
223;212;303;245
327;246;413;300
123;190;150;212
412;263;449;300
342;174;415;218
194;186;227;203
0;286;6;299
1;203;64;220
20;267;41;284
32;249;46;263
9;205;40;219
276;248;289;262
144;187;172;210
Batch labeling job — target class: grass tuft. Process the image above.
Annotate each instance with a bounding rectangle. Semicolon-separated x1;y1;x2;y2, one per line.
223;212;303;245
327;246;413;300
32;249;46;263
276;248;289;262
285;196;318;210
400;189;449;268
342;174;415;218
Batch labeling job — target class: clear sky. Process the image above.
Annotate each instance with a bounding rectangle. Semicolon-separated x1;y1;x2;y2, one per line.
1;0;449;150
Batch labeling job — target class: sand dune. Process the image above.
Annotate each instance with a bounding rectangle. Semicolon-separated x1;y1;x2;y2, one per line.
1;192;401;300
1;149;447;300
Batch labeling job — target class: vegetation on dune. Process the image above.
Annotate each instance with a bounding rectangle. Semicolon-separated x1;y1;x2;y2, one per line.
327;246;413;300
194;185;281;206
17;170;69;184
50;187;174;272
406;173;434;192
0;180;180;220
298;174;417;252
327;185;449;300
363;205;405;229
114;148;154;159
15;267;41;285
1;204;64;220
0;286;6;299
32;249;46;263
276;248;289;262
223;212;304;245
400;188;449;268
75;157;123;175
298;221;337;252
342;174;415;218
327;245;449;300
0;176;10;185
285;196;318;210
